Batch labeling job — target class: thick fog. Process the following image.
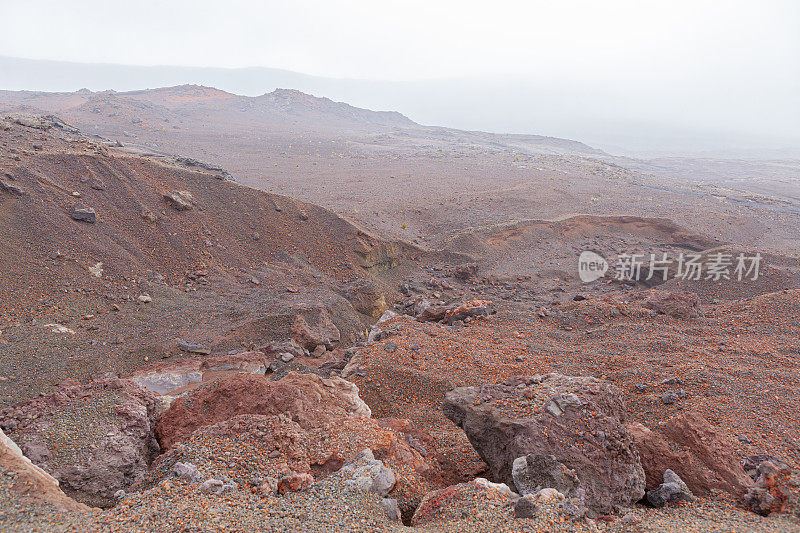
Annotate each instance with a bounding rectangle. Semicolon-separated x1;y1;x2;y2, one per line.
1;0;798;155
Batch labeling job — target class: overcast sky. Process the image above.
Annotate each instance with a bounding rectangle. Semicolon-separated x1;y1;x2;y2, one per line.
1;0;797;81
1;0;798;148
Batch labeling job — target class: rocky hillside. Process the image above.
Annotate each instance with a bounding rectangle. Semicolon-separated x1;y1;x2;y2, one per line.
0;113;423;406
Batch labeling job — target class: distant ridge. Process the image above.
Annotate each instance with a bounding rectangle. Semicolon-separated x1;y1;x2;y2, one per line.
0;84;417;130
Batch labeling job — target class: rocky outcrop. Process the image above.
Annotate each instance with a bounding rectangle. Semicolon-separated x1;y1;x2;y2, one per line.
0;429;90;513
353;240;403;272
290;307;341;350
628;412;753;500
163;190;195;211
344;280;388;319
644;290;701;319
0;379;161;507
130;350;270;397
410;298;495;325
3;113;78;132
155;372;370;450
443;374;645;515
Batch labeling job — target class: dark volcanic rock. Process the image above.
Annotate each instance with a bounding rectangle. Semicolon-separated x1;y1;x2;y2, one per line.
744;459;790;515
512;454;581;498
70;206;97;223
443;373;645;515
646;469;694;507
742;454;791;481
453;263;478;281
176;339;211;355
0;180;23;196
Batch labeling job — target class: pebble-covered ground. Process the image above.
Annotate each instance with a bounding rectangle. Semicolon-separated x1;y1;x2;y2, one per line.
2;119;800;532
350;291;800;468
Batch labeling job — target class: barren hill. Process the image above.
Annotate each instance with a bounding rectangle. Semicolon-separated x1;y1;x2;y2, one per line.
0;113;427;406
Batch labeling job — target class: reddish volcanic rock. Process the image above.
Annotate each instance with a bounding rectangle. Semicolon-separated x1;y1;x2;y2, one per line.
290;307;341;350
744;459;790;515
643;290;702;319
155;371;370;450
277;472;314;494
146;411;442;517
411;478;517;527
628;411;753;499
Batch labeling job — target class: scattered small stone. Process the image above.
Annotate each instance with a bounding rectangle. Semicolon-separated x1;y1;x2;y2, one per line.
661;390;679;404
172;462;202;482
646;469;694;507
70;206;96;223
621;511;642;526
199;478;225;495
383;341;399;353
177;340;211;355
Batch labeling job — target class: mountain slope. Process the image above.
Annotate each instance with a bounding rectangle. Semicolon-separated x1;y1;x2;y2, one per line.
0;114;420;406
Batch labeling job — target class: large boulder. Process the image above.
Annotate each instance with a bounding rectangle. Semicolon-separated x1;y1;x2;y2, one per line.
345;280;388;319
628;411;753;500
0;379;160;507
643;290;701;319
154;371;370;450
443;373;645;515
290;307;341;350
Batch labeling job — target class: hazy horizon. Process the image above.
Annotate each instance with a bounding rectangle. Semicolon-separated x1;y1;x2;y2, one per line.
1;0;798;157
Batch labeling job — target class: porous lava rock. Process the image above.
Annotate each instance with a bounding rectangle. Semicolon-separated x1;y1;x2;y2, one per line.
443;373;645;515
